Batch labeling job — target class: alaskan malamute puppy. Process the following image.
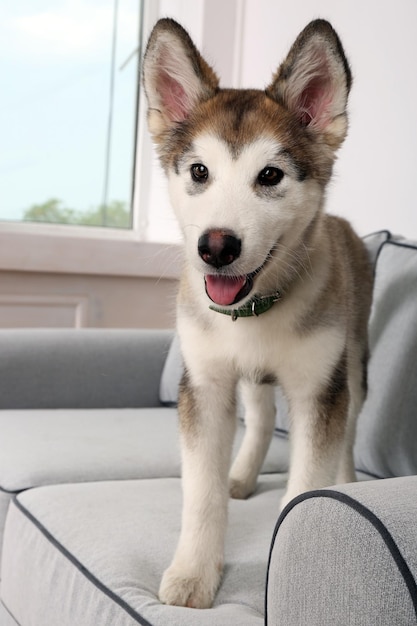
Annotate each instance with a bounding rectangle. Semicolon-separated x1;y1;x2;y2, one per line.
143;18;373;608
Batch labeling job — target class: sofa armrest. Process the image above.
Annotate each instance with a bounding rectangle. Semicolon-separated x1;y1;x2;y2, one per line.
266;476;417;625
0;329;174;409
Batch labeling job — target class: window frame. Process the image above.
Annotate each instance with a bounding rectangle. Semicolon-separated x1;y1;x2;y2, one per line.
0;0;244;280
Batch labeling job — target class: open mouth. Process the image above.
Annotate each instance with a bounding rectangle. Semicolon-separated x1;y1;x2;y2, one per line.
204;255;272;307
205;274;253;306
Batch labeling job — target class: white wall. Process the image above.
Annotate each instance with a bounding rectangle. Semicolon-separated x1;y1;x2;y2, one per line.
140;0;417;240
238;0;417;237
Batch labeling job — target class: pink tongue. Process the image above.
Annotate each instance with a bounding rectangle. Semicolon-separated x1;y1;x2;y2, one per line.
205;275;247;306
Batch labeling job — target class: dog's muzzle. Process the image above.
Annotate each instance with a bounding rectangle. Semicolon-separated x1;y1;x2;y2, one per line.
198;229;276;307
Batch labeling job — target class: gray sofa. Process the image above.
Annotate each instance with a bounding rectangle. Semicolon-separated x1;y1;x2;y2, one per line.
1;231;416;625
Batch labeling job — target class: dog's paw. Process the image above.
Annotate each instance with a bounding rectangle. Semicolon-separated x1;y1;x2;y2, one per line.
228;476;256;500
159;561;221;609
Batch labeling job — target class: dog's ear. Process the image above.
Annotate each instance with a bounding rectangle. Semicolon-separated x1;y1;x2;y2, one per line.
267;20;352;149
142;19;219;141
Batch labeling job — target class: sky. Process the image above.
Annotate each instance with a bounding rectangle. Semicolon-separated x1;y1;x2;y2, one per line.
0;0;140;222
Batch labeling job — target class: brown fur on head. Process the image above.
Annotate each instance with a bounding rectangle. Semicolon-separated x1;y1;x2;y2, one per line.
143;18;351;185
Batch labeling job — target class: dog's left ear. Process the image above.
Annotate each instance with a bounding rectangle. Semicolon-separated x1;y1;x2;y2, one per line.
267;20;352;150
142;18;219;142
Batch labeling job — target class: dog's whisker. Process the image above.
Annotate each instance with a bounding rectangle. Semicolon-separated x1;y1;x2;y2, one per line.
268;240;314;284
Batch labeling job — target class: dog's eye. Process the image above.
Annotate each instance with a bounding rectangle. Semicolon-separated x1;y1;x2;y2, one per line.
257;167;284;186
191;164;209;183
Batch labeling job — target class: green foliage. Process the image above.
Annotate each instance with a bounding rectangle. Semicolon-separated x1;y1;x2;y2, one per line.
23;198;131;229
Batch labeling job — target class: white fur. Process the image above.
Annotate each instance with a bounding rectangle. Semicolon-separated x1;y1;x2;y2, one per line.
169;134;321;280
160;384;235;608
229;382;276;499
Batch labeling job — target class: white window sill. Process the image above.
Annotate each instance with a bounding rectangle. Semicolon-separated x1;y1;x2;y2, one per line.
0;222;182;280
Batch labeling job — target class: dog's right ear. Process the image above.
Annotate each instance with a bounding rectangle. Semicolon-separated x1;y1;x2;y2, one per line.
142;19;219;142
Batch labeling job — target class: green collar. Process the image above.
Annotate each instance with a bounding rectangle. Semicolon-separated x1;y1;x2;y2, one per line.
209;290;281;321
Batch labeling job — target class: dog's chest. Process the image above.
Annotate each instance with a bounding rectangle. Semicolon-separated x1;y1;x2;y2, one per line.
217;313;299;376
180;307;291;374
179;304;345;397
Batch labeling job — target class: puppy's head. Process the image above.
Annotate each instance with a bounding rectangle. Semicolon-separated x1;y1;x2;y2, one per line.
143;19;351;307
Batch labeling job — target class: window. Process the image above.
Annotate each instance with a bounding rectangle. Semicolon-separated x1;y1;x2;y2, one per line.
0;0;242;277
1;0;142;229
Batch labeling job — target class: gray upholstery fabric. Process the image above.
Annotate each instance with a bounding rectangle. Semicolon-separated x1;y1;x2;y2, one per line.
159;333;183;406
336;478;417;578
0;408;288;495
355;239;417;477
0;329;173;410
0;408;182;493
0;491;11;576
2;475;287;626
0;601;18;626
266;476;417;625
362;229;391;266
0;406;289;567
0;407;180;566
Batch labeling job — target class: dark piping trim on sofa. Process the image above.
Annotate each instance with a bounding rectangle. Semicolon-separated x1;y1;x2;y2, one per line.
264;488;417;625
10;496;155;626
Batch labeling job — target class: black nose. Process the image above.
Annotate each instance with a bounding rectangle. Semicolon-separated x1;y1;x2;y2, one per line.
198;230;241;268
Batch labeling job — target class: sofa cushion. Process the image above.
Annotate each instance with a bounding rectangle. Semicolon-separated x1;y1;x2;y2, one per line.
355;237;417;477
1;475;288;626
0;408;178;567
0;408;181;493
0;408;288;493
0;407;290;566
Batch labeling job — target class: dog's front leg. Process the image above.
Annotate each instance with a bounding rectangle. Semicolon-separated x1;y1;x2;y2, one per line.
280;354;351;511
229;382;276;499
159;370;237;609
